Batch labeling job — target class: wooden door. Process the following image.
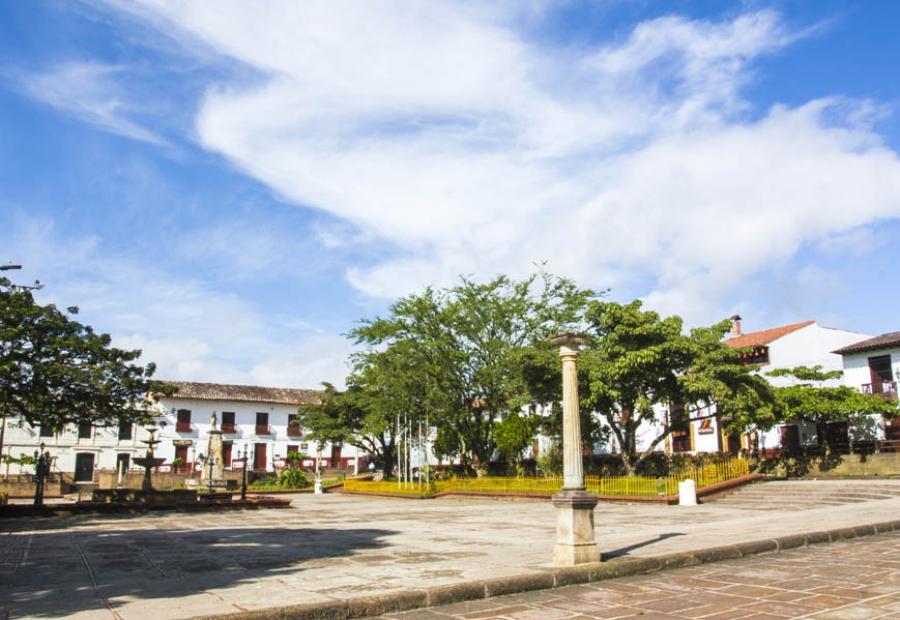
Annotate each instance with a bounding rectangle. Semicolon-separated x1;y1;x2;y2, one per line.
868;356;892;392
780;425;800;452
74;453;95;482
254;443;267;470
726;434;741;454
116;453;130;472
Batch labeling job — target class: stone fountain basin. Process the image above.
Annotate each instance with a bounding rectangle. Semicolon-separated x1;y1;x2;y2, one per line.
92;488;198;505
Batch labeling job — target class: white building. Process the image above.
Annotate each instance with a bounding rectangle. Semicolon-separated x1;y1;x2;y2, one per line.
833;332;900;446
1;381;366;483
633;317;870;455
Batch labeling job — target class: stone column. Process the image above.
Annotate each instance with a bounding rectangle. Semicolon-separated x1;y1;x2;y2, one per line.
205;430;225;483
549;334;599;565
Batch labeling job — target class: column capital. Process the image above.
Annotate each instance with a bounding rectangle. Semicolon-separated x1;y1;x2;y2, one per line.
549;333;587;354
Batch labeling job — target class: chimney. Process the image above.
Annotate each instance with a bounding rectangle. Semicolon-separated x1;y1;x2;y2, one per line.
730;314;742;337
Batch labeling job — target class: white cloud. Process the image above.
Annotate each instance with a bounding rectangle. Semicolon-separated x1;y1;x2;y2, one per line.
1;214;352;388
99;3;900;324
16;61;167;146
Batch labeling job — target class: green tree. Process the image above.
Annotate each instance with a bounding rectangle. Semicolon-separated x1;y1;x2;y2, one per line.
297;342;425;479
580;300;776;475
351;273;593;474
767;365;896;453
0;277;168;441
493;412;536;469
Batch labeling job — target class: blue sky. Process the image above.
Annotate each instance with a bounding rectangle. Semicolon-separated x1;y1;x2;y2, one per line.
2;1;900;387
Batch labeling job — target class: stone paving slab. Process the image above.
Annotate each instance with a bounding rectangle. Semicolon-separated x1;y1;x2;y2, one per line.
373;532;900;619
1;481;899;619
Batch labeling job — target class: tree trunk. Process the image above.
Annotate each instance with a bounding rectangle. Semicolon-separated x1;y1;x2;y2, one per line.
380;442;394;480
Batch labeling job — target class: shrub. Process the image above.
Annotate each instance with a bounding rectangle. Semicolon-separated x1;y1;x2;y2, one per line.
249;476;278;489
277;468;310;489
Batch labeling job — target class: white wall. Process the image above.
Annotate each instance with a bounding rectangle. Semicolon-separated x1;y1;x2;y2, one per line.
765;324;870;386
2;396;364;478
1;418;150;476
841;347;900;391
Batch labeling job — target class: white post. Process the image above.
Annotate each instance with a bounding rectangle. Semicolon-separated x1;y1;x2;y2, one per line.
678;479;697;506
314;444;323;494
549;334;600;566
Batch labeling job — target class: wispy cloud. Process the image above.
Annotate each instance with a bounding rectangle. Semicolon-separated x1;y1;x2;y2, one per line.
15;61;168;146
97;2;900;325
0;213;352;387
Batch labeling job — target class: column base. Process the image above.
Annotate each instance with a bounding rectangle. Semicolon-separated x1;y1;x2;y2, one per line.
552;488;600;565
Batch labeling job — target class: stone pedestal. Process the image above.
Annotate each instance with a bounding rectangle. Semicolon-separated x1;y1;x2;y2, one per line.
552;489;600;564
204;430;226;483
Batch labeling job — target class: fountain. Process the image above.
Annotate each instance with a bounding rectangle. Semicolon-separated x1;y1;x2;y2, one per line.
132;427;166;493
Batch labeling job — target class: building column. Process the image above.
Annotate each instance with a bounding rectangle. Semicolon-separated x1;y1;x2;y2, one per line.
549;334;599;565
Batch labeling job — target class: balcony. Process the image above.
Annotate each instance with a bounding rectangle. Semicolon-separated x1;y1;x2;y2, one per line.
255;424;272;436
862;381;898;401
287;425;302;437
221;424;237;434
176;422;193;433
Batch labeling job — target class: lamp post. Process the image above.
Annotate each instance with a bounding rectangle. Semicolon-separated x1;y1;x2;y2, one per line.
206;454;217;496
240;444;248;501
549;334;599;565
33;442;47;507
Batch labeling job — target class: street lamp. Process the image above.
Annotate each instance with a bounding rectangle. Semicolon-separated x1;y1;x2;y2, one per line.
0;264;22;271
33;442;47;507
206;454;217;496
240;444;248;501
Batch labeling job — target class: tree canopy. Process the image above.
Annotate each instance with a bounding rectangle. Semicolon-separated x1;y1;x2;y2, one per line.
767;365;896;449
579;300;777;474
0;276;166;433
349;272;594;473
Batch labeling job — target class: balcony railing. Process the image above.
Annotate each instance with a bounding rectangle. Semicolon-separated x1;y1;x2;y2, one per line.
862;381;898;400
287;425;302;437
255;424;272;435
175;421;193;433
221;424;237;434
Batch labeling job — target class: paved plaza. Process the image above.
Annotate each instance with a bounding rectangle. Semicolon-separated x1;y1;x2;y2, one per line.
1;481;899;619
375;531;900;619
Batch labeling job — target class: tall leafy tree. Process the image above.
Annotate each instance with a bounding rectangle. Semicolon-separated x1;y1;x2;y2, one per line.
351;273;593;474
580;300;776;475
0;277;166;442
297;342;431;478
767;365;896;452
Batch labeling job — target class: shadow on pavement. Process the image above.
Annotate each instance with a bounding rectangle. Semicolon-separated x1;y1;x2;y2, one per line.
0;524;395;618
604;532;685;559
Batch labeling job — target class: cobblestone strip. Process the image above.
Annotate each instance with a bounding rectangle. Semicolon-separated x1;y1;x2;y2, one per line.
378;531;900;620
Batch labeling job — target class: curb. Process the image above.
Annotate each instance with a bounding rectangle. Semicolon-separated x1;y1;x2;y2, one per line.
189;518;900;620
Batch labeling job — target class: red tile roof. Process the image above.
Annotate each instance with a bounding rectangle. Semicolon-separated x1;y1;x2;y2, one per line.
723;321;815;349
832;331;900;355
161;381;321;406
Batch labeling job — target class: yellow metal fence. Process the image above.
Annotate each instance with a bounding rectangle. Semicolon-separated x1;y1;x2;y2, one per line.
342;457;750;499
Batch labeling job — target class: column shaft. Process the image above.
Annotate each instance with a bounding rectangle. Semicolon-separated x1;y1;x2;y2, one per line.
561;348;584;489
